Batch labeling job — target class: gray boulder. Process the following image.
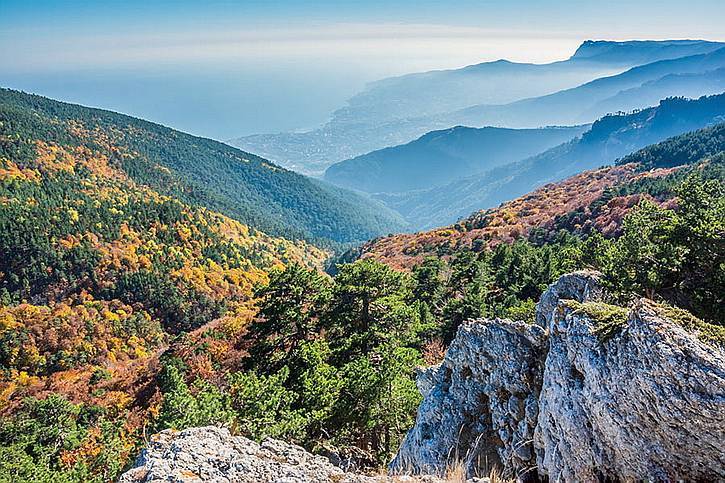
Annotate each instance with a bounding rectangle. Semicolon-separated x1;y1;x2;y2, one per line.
536;299;725;481
389;318;546;478
119;426;447;483
391;271;725;481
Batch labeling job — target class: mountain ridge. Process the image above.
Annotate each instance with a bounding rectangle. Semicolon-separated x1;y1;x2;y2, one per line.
323;125;588;193
230;40;725;174
445;46;725;128
0;88;407;247
359;119;725;270
373;93;725;230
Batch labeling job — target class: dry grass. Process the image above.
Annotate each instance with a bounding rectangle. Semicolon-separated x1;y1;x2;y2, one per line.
442;460;513;483
443;459;467;482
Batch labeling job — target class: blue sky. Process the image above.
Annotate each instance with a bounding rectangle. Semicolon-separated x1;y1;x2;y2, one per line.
2;0;724;139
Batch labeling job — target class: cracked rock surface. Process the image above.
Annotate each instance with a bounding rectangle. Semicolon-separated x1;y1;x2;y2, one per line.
119;426;449;483
119;272;725;482
389;317;546;478
536;299;725;482
391;271;725;482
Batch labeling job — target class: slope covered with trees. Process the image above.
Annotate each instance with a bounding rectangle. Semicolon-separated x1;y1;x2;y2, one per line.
360;122;725;270
0;88;407;247
377;94;725;229
1;100;722;481
0;110;335;480
137;146;723;477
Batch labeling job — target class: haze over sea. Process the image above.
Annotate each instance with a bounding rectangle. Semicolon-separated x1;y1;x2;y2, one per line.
3;0;724;141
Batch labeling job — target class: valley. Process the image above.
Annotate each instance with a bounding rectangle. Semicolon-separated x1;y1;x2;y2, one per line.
0;31;723;483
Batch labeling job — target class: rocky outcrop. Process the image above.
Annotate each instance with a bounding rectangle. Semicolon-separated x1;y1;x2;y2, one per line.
389;318;546;477
119;272;725;482
119;426;448;483
533;271;604;328
536;299;725;482
391;271;725;481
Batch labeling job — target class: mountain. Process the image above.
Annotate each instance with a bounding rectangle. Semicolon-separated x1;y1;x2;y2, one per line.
341;40;724;126
121;128;725;482
375;94;725;230
582;67;725;119
229;40;725;174
324;125;587;193
445;47;725;128
0;88;407;246
568;39;724;63
359;121;725;270
4;92;723;483
0;87;339;482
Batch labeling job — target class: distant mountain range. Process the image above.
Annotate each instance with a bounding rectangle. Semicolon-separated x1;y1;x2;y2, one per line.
0;88;407;247
443;46;725;128
359;120;725;270
373;93;725;229
324;125;587;193
229;40;725;174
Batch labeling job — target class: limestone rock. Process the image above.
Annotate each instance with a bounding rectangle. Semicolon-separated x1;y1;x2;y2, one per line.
391;271;725;482
535;300;725;481
389;318;547;479
119;426;446;483
534;270;604;328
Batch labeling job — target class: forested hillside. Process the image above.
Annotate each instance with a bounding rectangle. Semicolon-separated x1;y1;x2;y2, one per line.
0;110;334;480
0;88;407;247
377;94;725;229
360;122;725;272
1;102;722;481
125;123;723;479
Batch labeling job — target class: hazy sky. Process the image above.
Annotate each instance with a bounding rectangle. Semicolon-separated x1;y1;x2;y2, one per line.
2;0;724;139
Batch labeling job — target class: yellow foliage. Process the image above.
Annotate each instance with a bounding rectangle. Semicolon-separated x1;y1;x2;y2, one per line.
14;370;40;387
104;391;133;412
0;382;17;409
0;158;40;182
0;307;19;331
68;208;80;223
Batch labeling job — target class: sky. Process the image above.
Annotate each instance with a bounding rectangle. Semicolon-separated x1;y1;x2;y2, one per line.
2;0;724;140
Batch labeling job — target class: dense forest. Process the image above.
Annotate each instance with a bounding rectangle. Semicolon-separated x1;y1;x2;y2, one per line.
1;103;722;480
0;88;407;248
0;101;327;481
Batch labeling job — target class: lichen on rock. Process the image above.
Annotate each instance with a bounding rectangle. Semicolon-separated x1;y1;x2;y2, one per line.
536;298;725;481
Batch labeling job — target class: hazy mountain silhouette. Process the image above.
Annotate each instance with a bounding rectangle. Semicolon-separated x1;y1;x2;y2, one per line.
230;40;724;174
324;125;587;193
376;93;725;229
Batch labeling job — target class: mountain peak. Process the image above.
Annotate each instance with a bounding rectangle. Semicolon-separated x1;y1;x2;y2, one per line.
570;39;724;63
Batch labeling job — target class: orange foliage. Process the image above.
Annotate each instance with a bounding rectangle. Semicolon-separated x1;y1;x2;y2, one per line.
0;300;164;378
360;164;678;270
